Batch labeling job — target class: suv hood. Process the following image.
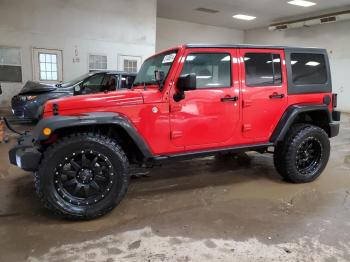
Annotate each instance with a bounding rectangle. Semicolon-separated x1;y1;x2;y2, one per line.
44;90;144;113
19;81;59;95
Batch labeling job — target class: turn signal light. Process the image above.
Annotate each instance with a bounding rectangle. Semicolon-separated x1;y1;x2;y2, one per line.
43;128;52;136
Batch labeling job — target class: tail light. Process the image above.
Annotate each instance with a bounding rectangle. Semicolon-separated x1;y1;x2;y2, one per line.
332;93;338;108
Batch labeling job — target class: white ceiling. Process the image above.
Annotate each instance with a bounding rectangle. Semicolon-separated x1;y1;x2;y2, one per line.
157;0;350;30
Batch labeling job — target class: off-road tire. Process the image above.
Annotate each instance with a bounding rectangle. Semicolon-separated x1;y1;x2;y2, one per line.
35;133;129;220
274;124;330;183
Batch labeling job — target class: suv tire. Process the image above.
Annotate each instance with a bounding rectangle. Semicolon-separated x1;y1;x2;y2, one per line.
35;133;129;220
274;124;330;183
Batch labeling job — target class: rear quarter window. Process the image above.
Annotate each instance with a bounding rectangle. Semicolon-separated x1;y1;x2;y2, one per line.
291;53;327;85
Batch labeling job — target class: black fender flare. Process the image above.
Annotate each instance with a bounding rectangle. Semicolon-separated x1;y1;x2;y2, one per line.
33;112;154;159
270;104;332;143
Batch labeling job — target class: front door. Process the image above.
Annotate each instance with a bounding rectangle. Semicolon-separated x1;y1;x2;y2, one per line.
169;49;240;149
239;49;288;141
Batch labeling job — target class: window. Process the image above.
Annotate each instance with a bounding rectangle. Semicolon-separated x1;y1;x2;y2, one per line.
118;55;142;74
124;59;138;73
89;54;107;72
244;53;282;86
180;53;231;88
120;75;136;89
0;46;22;82
39;53;58;81
133;52;176;86
291;53;327;85
81;74;105;94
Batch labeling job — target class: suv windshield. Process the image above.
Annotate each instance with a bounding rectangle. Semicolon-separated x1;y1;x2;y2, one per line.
58;73;94;88
133;50;178;87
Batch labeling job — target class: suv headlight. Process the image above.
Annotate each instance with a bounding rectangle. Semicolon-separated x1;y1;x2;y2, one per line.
20;95;37;101
25;95;37;101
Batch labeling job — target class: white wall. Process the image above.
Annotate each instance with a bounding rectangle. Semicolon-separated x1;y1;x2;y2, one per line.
245;20;350;113
0;0;156;106
156;18;244;51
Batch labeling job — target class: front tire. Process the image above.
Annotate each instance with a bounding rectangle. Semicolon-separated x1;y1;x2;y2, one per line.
274;124;330;183
35;133;129;220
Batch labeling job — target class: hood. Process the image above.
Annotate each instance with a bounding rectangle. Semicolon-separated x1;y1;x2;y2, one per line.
44;90;144;113
19;81;58;95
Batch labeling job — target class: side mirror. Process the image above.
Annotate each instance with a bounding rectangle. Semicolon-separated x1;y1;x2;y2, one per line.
173;74;197;102
155;70;165;82
0;83;2;95
155;70;166;91
74;85;81;95
177;73;197;91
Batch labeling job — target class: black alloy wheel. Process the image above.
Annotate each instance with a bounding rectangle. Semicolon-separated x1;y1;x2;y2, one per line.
35;133;129;220
295;137;323;175
54;150;114;206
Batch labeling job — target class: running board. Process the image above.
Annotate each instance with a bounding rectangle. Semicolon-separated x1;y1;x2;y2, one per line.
152;143;273;162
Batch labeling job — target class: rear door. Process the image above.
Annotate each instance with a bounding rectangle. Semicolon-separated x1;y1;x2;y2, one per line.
239;49;288;141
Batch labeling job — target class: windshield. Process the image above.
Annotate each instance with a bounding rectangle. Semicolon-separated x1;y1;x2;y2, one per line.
133;50;178;87
58;73;94;88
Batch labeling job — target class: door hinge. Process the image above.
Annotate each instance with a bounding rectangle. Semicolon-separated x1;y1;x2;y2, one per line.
170;104;182;112
171;131;183;139
242;124;252;132
243;100;252;108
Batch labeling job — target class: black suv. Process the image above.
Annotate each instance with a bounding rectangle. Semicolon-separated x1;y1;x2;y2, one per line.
11;71;136;121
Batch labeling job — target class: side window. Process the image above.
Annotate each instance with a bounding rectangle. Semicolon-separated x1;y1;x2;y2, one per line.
120;75;136;89
81;74;105;94
291;53;327;85
244;53;282;86
181;53;231;88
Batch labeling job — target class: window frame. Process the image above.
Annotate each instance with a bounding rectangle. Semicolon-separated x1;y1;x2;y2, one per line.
285;48;332;95
38;52;59;81
88;53;108;72
118;55;142;74
243;52;283;88
0;46;22;83
290;53;328;85
181;52;232;89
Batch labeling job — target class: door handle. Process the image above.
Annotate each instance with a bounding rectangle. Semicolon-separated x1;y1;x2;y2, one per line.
269;93;285;99
221;96;239;102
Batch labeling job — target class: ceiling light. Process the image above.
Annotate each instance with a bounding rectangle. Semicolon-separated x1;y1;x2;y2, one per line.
288;0;316;7
306;61;320;66
233;14;256;21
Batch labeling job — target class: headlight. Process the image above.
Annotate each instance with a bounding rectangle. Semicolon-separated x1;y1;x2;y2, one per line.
26;95;37;101
20;95;37;101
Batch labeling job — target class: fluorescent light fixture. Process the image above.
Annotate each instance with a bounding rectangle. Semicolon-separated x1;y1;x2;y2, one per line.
288;0;316;7
306;61;320;66
266;58;281;64
196;76;212;79
186;55;196;61
233;14;256;21
221;55;231;61
291;60;298;65
244;57;251;61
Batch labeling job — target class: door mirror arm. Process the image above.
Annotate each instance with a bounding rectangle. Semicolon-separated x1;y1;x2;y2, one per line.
154;70;165;91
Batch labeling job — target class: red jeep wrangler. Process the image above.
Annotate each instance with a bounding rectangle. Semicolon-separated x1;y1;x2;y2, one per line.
9;44;341;219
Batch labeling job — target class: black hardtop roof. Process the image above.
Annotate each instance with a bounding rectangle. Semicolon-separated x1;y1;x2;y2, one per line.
185;43;326;52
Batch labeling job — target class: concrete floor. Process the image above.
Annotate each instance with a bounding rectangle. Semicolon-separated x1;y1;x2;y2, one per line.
0;113;349;261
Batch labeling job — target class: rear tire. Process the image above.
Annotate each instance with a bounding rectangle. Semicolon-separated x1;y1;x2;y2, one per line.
274;124;330;183
35;133;129;220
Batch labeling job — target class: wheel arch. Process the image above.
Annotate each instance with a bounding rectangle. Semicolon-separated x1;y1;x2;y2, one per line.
270;104;332;143
33;112;154;163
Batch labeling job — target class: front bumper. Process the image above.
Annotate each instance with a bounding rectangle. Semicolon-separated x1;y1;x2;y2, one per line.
9;133;42;171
